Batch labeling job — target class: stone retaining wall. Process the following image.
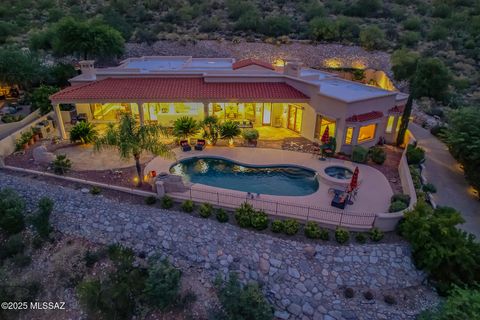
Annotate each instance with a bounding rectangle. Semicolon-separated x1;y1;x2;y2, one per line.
0;171;438;320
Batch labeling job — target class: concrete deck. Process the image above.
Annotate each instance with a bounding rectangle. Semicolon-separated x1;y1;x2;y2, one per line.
145;147;393;214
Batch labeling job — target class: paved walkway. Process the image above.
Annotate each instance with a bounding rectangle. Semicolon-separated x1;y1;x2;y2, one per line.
0;171;439;320
409;123;480;238
145;147;394;215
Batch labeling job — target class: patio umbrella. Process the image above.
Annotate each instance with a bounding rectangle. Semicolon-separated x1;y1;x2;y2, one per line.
349;166;359;191
321;126;330;144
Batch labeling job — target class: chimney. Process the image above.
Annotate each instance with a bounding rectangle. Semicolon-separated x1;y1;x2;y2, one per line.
79;60;96;79
284;59;303;78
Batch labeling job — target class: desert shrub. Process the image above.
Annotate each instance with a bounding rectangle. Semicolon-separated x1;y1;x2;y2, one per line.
391;193;410;206
52;154;72;175
399;202;480;294
0;234;25;260
344;287;355;298
31;197;54;238
389;200;408;212
251;211;269;230
160;195;173;209
70;121;97;144
318;228;330;240
52;241;88;287
423;183;437;193
90;186;101;195
406;144;425;165
107;244;135;269
143;259;181;310
216;208;229;223
84;250;103;268
364;291;374;300
430;125;447;138
242;128;259;141
271;220;284;233
283;219;300;235
359;25;386;50
304;221;321;239
384;294;396;305
369;146;386;164
417;286;480;320
0;188;26;234
409;165;422;189
352;146;368;163
217;273;273;320
235;202;255;228
335;228;349;244
369;228;384;242
181;200;195;213
145;196;157;205
355;233;367;243
403;17;422;31
199;203;213;218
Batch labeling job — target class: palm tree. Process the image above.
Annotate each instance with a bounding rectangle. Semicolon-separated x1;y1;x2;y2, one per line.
94;113;173;186
220;121;241;146
201;115;220;145
172;116;199;143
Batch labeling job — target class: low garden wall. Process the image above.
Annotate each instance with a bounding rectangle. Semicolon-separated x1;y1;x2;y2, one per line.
0;109;41;138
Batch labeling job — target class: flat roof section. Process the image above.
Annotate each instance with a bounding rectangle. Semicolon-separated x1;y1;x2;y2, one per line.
317;79;394;102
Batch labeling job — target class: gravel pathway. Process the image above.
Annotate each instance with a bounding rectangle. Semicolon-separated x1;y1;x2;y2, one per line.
0;171;439;320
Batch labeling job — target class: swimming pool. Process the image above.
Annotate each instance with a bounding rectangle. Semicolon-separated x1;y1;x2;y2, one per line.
324;166;353;180
170;157;319;196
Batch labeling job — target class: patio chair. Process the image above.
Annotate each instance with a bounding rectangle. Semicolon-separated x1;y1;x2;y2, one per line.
180;140;191;152
195;139;206;151
331;192;349;209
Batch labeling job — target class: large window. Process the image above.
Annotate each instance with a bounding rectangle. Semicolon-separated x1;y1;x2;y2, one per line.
345;127;354;145
386;115;395;133
358;124;376;143
314;115;336;139
90;103;136;121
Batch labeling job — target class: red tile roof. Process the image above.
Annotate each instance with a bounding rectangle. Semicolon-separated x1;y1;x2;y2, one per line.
232;59;275;70
50;77;309;102
346;111;384;123
389;105;404;114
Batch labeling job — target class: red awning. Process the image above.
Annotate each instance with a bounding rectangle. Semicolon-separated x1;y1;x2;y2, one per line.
50;77;308;102
346;111;384;123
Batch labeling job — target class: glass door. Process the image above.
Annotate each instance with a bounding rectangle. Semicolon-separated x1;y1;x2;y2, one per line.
287;105;302;133
262;103;272;125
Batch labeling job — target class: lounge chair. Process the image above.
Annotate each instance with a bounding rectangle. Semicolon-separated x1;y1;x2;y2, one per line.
195;139;206;151
331;191;349;209
180;140;191;152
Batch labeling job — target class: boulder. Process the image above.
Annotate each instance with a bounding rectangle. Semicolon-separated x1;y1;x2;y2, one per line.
32;145;55;165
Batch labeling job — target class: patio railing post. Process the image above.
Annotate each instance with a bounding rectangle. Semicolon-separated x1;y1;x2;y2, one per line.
307;207;310;222
189;187;192;200
275;202;279;215
339;211;344;227
217;192;219;205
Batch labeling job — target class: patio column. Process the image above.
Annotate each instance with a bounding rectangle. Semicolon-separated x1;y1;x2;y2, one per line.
138;102;145;126
202;101;209;118
54;103;67;140
352;125;360;146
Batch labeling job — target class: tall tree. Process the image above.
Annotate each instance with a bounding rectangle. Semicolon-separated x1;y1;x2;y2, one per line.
0;48;44;89
94;113;173;186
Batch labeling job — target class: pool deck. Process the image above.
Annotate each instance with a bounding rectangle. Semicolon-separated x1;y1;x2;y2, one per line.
145;147;393;214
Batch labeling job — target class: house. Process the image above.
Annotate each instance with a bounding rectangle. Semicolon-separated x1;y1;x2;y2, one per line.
49;56;408;153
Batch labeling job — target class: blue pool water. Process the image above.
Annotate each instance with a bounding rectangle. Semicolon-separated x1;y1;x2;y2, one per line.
170;157;319;196
324;166;353;179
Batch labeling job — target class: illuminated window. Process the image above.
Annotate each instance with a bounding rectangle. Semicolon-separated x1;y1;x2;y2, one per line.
386;116;395;133
358;124;376;143
314;115;336;139
396;118;402;133
345;127;354;145
90;103;134;121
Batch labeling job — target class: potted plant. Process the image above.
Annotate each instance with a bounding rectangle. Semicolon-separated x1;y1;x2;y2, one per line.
32;127;40;141
242;128;259;147
172;116;199;144
220;121;241;146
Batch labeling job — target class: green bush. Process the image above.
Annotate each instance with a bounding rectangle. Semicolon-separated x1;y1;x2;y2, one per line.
90;186;101;195
423;183;437;194
251;211;269;230
52;154;72;175
31;197;54;238
304;221;321;239
355;233;367;243
143;259;182;310
430;125;447;138
181;200;195;213
271;220;284;233
217;273;273;320
389;200;408;212
409;165;422;189
0;234;25;260
145;196;157;205
406;144;425;165
235;202;255;228
216;208;229;223
391;193;410;206
0;188;26;234
160;195;173;209
352;146;368;163
283;219;299;235
199;203;213;218
242;128;259;141
70;121;97;144
369;228;384;242
335;228;350;244
399;202;480;294
318;228;330;241
359;25;386;50
369;146;386;164
172;116;199;141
